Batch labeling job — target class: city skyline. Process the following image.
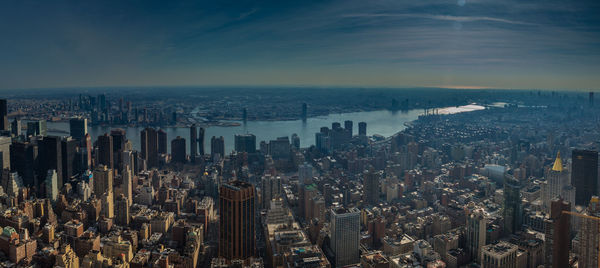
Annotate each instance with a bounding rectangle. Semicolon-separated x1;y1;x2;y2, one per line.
1;0;600;90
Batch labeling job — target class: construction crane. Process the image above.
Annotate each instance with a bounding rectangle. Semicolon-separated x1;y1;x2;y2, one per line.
562;210;600;268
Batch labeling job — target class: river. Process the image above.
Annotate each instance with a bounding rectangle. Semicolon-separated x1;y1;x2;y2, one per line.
45;104;486;153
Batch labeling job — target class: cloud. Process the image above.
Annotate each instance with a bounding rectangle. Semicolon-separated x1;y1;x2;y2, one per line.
342;13;537;26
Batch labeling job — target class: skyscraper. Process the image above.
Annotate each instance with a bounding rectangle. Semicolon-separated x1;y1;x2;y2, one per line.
363;169;380;205
46;170;58;202
358;122;367;136
190;124;197;162
27;120;47;136
344;120;353;136
0;136;11;170
219;180;256;261
577;196;600;268
0;99;8;131
571;149;598;206
198;127;205;155
211;136;225;159
93;165;113;195
330;207;360;267
503;176;522;235
157;129;167;155
542;152;575;211
40;136;63;188
141;128;159;168
115;194;130;226
97;134;114;171
543;198;570;268
171;136;186;163
69;117;88;141
9;141;38;187
467;208;487;263
10;119;20;137
301;103;307;121
61;137;78;182
234;134;256;153
260;175;281;209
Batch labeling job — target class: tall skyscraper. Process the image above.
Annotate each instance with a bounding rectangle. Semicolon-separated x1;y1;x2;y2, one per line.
97;134;114;171
0;136;11;170
344;120;353;136
157;129;167;155
121;165;133;206
542;152;575;211
578;196;600;268
330;207;360;267
69;117;88;141
219;180;256;261
234;134;256;153
190;124;197;162
45;170;58;202
171;136;186;163
363;169;380;205
467;208;487;263
503;176;522;235
40;136;63;188
27;120;47;136
0;99;8;131
141;128;159;168
211;136;225;159
10;119;20;137
9;141;38;187
543;198;570;268
358;122;367;136
61;137;78;182
198;127;205;156
571;149;598;206
93;165;113;195
115;194;129;226
260;175;281;209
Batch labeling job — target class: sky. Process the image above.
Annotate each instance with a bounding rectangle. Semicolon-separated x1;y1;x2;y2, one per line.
1;0;599;90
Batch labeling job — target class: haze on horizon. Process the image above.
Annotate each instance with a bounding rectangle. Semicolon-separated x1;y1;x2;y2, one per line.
1;0;599;91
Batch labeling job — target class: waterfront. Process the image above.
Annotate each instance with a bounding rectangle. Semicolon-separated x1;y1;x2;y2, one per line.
46;104;486;153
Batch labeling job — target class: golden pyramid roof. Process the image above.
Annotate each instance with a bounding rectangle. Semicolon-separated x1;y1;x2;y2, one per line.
552;151;563;172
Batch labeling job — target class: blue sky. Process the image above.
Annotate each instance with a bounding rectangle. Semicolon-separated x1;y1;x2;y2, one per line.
1;0;599;90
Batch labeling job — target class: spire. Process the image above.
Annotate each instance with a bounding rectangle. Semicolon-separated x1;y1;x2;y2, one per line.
552;151;563;172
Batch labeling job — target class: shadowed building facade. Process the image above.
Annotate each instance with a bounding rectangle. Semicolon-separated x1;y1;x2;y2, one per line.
219;180;256;261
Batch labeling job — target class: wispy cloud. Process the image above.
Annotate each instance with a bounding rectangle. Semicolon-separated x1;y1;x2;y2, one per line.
342;13;537;26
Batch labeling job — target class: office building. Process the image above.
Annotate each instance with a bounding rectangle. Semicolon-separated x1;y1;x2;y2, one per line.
235;134;256;153
0;136;10;170
504;176;522;235
219;180;256;261
171;136;186;163
358;122;367;136
578;196;600;268
541;152;575;211
363;169;380;205
157;129;167;155
211;136;225;159
480;242;518;268
301;103;307;121
27;120;47;136
10;118;20;137
46;170;58;202
115;194;130;226
543;198;570;268
97;133;114;171
190;124;197;162
261;175;281;209
330;207;360;267
40;136;63;188
61;137;78;182
93;165;113;195
9;141;37;187
571;149;598;206
467;208;487;263
69;117;88;141
198;127;205;155
0;99;7;131
141;128;159;168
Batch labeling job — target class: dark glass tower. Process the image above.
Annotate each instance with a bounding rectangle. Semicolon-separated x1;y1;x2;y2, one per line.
503;176;522;235
97;133;114;171
571;149;598;206
190;124;197;162
171;136;186;163
219;180;256;261
234;134;256;153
